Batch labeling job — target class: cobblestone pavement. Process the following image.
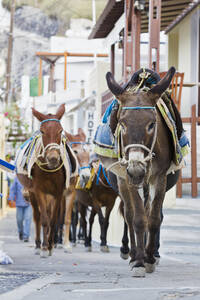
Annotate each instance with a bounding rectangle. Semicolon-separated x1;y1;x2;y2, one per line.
0;272;41;294
0;198;200;300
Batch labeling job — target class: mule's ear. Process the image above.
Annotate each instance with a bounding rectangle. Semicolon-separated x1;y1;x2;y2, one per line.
78;128;86;141
56;104;65;120
32;107;46;122
65;130;73;142
149;67;176;97
106;72;124;99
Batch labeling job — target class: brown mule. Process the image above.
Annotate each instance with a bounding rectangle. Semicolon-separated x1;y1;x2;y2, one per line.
76;161;118;252
17;104;77;257
98;67;177;277
59;128;90;253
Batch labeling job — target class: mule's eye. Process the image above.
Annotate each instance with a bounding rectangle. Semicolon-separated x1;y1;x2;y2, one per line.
40;130;44;134
148;122;155;132
73;150;78;154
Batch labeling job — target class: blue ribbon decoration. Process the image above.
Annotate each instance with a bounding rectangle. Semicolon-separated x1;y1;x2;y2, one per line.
122;106;155;110
40;119;60;124
96;163;112;188
80;166;90;170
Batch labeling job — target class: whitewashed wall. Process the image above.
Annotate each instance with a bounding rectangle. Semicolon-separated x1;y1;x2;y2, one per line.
167;6;200;117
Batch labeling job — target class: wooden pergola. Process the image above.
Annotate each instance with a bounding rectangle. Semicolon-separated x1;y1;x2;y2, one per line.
36;52;108;96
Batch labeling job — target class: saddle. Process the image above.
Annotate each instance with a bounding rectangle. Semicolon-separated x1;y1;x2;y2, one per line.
93;68;189;171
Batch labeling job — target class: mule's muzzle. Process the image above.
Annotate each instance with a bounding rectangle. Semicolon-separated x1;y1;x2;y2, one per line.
46;150;61;169
127;161;146;186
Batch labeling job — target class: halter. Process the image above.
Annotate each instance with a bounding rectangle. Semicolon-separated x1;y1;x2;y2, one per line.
36;119;64;172
119;106;157;167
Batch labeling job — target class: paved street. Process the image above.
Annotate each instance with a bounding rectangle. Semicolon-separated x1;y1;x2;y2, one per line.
0;197;200;300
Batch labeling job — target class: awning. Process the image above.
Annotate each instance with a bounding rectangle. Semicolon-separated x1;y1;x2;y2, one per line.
89;0;193;39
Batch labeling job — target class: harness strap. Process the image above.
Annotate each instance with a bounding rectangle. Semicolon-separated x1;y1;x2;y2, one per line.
96;163;112;188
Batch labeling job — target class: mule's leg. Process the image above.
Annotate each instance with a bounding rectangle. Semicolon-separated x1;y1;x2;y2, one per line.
120;221;130;259
36;192;50;258
118;177;146;277
119;200;130;259
86;208;96;251
30;193;41;255
55;196;65;249
100;201;115;253
71;203;78;246
79;205;91;251
48;197;62;256
145;178;166;272
78;211;85;243
63;190;76;253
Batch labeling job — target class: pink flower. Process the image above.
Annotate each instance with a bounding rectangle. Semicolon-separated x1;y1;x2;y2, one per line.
4;112;9;117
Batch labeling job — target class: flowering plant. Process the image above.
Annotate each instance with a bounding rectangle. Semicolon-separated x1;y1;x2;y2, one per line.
4;103;30;148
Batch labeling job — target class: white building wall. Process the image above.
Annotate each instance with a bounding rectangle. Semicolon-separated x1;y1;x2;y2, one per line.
167;6;200;117
178;15;192;117
86;60;110;123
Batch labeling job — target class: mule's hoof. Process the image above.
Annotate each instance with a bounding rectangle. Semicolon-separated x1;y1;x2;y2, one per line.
57;244;63;249
49;249;53;256
100;245;110;253
40;250;48;258
145;263;156;273
34;248;41;255
120;251;129;260
64;246;72;253
132;267;146;277
85;246;92;252
72;242;77;247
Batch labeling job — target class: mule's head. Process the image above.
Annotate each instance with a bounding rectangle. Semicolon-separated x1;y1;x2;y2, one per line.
32;104;65;169
65;128;90;184
106;67;175;187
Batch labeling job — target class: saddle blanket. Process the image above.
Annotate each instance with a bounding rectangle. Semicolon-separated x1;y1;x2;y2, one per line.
15;132;78;189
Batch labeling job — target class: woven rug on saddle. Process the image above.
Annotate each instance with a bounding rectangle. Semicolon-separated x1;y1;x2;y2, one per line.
93;96;189;173
15;131;78;189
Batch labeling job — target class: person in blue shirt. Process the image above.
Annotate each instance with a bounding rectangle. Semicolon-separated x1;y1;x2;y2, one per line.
9;176;32;242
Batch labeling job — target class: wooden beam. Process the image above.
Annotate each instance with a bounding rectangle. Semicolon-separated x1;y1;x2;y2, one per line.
148;0;161;72
131;4;141;72
191;104;197;197
111;44;115;75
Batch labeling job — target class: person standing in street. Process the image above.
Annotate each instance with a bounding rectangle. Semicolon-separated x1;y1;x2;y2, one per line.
8;176;32;242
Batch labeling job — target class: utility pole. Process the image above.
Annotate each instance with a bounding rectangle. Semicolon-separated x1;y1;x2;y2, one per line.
5;0;16;105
